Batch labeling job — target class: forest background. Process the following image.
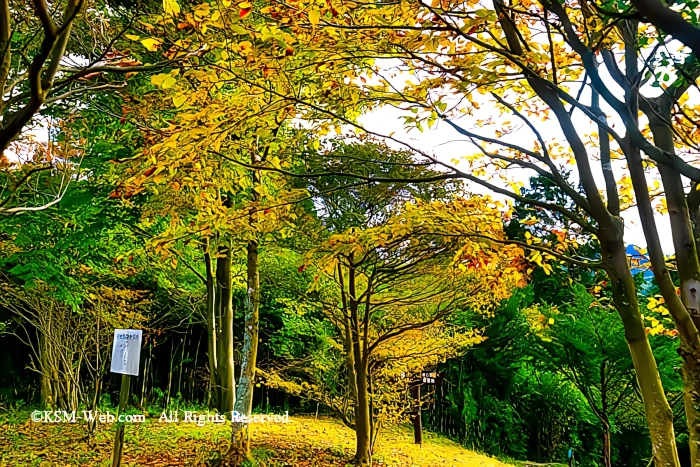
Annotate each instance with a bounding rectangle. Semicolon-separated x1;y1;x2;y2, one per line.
1;0;700;466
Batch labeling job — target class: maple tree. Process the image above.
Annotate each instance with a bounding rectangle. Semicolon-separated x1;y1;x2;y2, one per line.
305;199;524;465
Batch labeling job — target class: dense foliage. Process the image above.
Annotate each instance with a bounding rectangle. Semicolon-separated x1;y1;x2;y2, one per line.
2;0;700;465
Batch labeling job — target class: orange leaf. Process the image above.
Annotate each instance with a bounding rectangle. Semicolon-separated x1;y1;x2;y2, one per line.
240;7;252;18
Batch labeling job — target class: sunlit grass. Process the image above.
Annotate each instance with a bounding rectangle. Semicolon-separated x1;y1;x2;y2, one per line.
0;411;513;466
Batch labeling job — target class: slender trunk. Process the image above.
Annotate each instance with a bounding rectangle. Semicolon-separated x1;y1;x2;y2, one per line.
205;248;219;410
165;341;174;408
229;152;263;460
354;357;372;466
648;104;700;467
688;187;700;258
177;327;188;397
140;347;150;406
216;242;236;413
39;334;51;409
602;423;610;466
412;384;423;445
192;334;201;402
600;228;679;467
613;29;681;465
601;360;612;467
348;258;371;466
338;263;358;405
230;237;261;459
215;250;225;410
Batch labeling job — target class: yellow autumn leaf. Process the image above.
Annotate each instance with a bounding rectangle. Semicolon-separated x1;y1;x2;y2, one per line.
161;76;177;89
309;8;321;26
141;38;163;51
163;0;180;16
172;94;188;108
151;73;170;86
125;34;140;41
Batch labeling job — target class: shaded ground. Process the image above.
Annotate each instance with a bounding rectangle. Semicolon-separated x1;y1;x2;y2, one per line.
0;411;512;466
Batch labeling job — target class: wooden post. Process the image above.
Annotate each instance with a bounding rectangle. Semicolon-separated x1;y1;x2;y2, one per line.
412;384;423;445
111;374;132;467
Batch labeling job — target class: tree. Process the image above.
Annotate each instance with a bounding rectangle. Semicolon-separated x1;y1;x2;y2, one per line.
533;285;641;467
108;1;379;459
253;140;527;465
624;0;700;59
0;0;180;213
251;0;700;464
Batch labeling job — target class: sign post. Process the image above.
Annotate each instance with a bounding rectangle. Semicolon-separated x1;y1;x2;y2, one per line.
109;329;142;467
412;384;423;445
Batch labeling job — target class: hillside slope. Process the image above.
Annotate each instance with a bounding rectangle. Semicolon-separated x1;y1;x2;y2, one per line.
249;416;512;466
0;412;512;466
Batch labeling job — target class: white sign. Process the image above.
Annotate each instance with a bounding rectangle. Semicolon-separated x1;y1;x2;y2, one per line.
110;329;143;376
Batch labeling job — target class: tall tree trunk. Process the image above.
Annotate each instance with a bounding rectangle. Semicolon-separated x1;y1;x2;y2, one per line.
612;28;681;465
647;103;700;466
204;248;219;410
229;237;260;459
600;227;680;467
216;242;236;413
228;151;263;461
602;421;612;467
354;357;372;466
338;263;358;406
347;258;372;466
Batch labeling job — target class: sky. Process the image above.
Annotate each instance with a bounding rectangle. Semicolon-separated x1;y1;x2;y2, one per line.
353;58;680;254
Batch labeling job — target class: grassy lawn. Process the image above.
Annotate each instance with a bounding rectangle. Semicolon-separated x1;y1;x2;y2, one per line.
0;411;512;466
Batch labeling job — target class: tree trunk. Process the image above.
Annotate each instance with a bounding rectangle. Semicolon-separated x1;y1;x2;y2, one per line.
39;334;51;409
354;357;372;466
602;423;612;467
647;104;700;467
601;359;612;467
205;249;219;410
348;257;372;466
229;237;261;460
611;34;681;465
216;242;236;413
412;384;423;445
338;263;358;405
600;228;680;467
